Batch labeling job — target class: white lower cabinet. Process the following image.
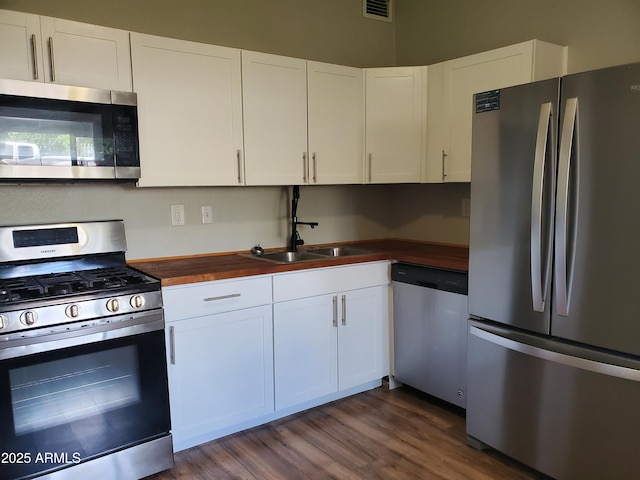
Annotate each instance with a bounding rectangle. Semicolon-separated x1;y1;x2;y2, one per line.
163;276;274;451
273;294;338;409
162;262;390;451
273;262;389;410
166;306;273;450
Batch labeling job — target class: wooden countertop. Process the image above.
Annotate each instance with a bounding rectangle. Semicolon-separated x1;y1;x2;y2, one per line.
129;238;469;287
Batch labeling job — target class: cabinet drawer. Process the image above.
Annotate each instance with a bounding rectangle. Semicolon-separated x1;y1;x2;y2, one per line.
163;275;272;321
273;261;389;303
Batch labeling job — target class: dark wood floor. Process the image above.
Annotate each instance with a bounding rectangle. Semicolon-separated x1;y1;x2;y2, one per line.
149;384;542;479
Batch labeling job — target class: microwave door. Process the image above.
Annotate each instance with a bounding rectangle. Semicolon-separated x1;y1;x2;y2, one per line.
0;79;140;181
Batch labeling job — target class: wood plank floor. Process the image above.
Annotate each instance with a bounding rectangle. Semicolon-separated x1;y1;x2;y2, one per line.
148;385;544;479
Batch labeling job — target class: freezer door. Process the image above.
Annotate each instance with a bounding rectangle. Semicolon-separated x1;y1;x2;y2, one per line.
469;79;559;333
467;321;640;480
553;63;640;355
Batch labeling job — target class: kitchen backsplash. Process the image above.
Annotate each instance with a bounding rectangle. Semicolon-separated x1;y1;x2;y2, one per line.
0;183;469;260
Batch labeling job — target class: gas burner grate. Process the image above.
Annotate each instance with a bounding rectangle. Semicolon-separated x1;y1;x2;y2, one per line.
0;267;154;304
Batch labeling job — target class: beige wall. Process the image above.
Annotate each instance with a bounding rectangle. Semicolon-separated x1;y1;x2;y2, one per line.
0;0;397;260
2;1;640;255
395;0;640;73
0;0;396;67
0;183;392;259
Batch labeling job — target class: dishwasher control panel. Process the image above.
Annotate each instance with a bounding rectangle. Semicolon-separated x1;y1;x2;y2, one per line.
391;263;468;295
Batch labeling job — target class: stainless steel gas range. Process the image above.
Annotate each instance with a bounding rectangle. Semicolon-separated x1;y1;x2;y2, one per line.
0;220;173;480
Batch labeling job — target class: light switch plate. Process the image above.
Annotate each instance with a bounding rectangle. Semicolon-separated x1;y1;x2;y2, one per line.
462;198;470;217
201;206;213;224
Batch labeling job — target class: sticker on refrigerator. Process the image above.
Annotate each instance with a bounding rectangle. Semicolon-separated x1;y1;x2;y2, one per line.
476;90;500;113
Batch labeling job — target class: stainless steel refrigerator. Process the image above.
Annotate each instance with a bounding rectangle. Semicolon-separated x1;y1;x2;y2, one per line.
467;62;640;480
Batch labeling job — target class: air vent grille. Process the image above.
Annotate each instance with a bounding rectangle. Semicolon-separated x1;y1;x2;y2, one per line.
363;0;392;22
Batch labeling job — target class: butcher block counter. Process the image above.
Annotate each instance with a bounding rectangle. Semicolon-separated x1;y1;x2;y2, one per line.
130;239;469;287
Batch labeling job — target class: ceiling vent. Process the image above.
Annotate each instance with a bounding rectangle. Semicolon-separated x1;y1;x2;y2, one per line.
363;0;392;22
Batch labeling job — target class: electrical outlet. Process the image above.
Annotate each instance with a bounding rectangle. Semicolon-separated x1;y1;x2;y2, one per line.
462;198;471;217
201;206;213;224
171;204;185;226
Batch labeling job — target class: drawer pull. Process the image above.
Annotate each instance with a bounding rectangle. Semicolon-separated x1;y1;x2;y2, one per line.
203;293;241;302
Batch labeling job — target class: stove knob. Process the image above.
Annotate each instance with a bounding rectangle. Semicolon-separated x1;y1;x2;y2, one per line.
0;315;6;330
130;295;145;309
65;304;81;318
106;298;121;313
21;310;38;326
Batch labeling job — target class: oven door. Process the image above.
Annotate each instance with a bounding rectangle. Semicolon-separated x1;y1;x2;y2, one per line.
0;310;171;480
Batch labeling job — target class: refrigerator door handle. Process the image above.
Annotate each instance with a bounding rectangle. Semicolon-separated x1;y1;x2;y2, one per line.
531;102;554;312
555;97;579;316
469;325;640;382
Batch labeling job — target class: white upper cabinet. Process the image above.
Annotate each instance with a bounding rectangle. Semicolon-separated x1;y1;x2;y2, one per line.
0;10;131;91
365;67;423;183
425;39;567;183
242;51;308;186
39;16;132;91
0;10;44;81
307;61;364;184
131;33;244;187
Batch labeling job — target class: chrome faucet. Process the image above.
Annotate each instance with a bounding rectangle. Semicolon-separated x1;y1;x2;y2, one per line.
289;185;318;252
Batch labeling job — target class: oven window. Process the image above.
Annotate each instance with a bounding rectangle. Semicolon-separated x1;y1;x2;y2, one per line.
0;329;170;479
10;345;141;436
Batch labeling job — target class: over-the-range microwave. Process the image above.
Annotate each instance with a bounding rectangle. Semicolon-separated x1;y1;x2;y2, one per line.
0;79;139;182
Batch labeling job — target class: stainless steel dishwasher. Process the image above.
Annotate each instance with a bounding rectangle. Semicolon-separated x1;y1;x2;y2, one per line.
392;263;469;408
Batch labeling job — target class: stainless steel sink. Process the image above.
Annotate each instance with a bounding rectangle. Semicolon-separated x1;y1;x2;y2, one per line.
307;246;372;257
243;250;326;264
242;245;373;264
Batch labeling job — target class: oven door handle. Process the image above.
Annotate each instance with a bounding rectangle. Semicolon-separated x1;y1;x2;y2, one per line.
169;326;176;365
0;309;165;361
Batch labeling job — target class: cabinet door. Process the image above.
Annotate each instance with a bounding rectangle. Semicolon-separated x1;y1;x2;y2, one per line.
423;62;446;183
39;16;132;91
273;294;338;410
131;33;244;186
441;44;534;182
365;67;423;183
242;51;308;185
166;305;274;451
0;9;43;81
308;61;364;184
338;286;384;390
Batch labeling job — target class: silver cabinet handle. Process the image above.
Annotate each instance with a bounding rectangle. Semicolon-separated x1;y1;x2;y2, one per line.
30;34;38;80
441;150;448;181
368;153;373;183
169;326;176;365
312;152;317;183
555;97;579;317
203;293;241;302
302;152;307;183
47;36;55;82
236;149;243;184
531;102;555;313
332;295;338;327
341;294;346;326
